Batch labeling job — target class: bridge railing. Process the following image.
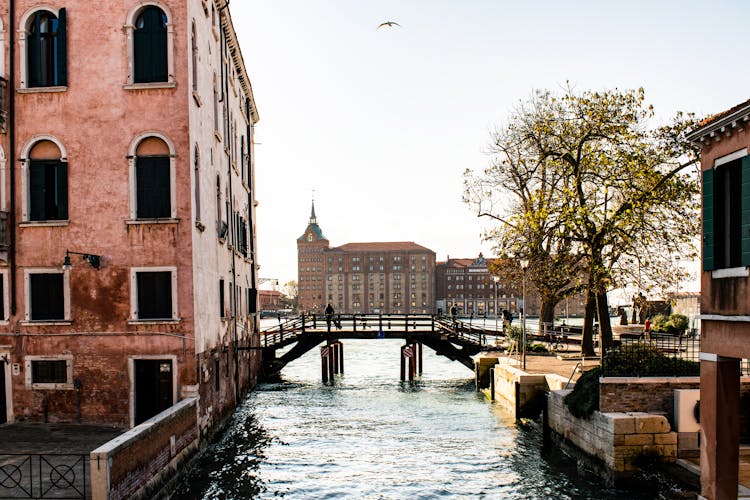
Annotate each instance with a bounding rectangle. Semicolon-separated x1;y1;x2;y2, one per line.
260;313;514;349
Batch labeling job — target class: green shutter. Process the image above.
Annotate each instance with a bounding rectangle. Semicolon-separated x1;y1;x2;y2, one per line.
57;8;67;86
741;156;750;266
703;168;715;271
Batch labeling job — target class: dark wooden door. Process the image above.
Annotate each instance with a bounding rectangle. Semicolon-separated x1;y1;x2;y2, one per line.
134;359;173;425
0;365;6;424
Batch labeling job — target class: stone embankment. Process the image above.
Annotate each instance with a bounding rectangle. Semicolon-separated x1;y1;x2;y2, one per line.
547;390;677;478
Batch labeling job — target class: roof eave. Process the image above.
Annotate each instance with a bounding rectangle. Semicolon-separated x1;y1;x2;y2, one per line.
687;104;750;146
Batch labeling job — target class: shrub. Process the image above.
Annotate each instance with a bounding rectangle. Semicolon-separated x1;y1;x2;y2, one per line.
564;367;600;419
668;313;689;334
650;313;689;335
650;314;670;333
564;343;700;418
527;343;549;353
603;342;699;377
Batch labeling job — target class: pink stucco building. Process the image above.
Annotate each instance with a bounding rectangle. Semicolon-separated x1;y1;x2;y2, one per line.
0;0;260;432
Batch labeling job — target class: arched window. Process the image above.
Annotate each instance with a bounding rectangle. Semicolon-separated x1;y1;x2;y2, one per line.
134;137;170;218
134;6;167;83
26;9;67;88
26;140;67;221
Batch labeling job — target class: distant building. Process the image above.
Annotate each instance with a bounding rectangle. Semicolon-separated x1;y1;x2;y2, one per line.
259;290;282;311
687;97;750;499
297;204;436;314
435;254;588;319
435;254;522;316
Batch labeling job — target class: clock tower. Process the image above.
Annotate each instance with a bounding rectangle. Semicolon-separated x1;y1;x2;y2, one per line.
297;201;329;312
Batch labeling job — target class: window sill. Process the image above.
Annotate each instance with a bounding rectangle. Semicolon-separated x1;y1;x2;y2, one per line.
21;320;72;326
28;383;74;390
20;220;69;228
18;86;67;94
123;82;177;90
192;90;202;107
712;267;749;279
128;319;181;325
126;218;180;225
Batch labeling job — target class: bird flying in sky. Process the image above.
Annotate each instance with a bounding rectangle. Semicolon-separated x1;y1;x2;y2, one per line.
377;21;401;29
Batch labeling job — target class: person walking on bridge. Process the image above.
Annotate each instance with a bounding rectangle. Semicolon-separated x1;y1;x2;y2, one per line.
325;303;335;331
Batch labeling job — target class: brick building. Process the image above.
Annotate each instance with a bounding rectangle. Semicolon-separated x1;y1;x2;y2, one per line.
687;98;750;499
258;290;281;311
297;204;436;314
0;0;261;431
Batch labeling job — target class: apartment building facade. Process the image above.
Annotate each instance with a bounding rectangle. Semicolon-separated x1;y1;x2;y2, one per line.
0;0;260;432
297;205;436;314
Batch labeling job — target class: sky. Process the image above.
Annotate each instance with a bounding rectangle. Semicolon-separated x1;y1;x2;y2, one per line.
228;0;750;292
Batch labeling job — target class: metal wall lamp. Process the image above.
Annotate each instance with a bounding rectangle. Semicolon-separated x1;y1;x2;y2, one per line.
63;249;101;271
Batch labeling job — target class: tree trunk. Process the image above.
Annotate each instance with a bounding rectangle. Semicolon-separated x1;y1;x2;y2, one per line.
581;288;596;357
539;300;556;327
596;290;613;351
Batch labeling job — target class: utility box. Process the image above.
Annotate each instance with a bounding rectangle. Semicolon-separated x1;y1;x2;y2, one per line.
674;389;700;433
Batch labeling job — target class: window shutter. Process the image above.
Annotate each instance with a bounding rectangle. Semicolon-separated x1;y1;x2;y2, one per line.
28;13;42;87
248;288;257;314
57;8;67;86
54;162;68;220
741;156;750;266
29;161;46;221
137;272;172;319
702;168;715;271
136;157;169;218
30;273;64;320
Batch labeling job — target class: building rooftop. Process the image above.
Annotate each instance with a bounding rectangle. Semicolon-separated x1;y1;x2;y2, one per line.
331;241;434;253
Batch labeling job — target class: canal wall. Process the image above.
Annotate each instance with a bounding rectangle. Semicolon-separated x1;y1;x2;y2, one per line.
90;397;199;500
547;390;677;480
491;359;571;419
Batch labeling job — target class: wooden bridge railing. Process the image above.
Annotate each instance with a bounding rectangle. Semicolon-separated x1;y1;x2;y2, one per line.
260;313;506;349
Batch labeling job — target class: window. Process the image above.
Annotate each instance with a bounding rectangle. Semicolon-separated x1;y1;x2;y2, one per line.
32;359;67;383
137;156;169;218
26;356;73;389
191;21;198;92
22;139;67;222
130;267;177;321
129;135;176;220
29;272;64;320
25;9;67;88
703;153;750;271
219;279;225;318
137;272;172;319
134;7;168;83
29;159;67;221
194;145;202;225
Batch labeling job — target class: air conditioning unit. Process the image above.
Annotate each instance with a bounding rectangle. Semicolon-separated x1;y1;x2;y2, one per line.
674;389;700;432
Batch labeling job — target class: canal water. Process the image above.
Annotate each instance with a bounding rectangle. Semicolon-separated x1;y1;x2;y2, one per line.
173;337;691;499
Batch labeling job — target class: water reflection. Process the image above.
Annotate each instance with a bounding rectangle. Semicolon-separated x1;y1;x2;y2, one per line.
174;339;695;499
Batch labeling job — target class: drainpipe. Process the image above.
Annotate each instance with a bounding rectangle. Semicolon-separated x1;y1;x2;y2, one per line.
8;0;16;315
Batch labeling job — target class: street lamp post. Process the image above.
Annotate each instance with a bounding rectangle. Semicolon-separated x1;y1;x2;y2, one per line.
492;276;500;334
519;258;529;370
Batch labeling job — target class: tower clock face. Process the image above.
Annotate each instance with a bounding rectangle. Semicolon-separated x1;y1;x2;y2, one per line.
307;233;313;242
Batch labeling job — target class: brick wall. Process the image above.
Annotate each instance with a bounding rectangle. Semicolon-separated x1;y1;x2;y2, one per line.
548;390;677;475
90;398;198;500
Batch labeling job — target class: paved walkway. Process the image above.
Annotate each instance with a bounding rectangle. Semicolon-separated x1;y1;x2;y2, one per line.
0;422;124;454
